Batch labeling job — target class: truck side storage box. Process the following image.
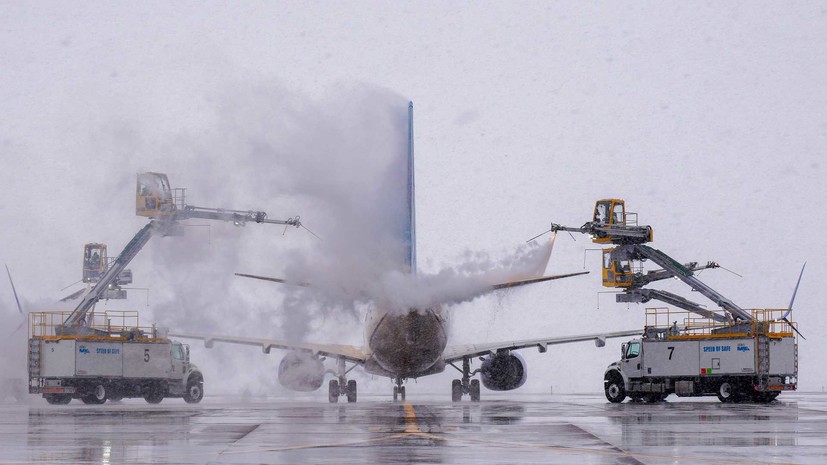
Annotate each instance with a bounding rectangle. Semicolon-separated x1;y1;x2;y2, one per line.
123;342;172;378
40;340;76;378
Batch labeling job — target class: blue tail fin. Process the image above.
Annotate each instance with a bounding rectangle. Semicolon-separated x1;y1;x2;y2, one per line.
404;101;416;274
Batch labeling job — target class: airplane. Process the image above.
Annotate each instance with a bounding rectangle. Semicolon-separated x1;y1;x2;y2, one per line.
170;102;641;402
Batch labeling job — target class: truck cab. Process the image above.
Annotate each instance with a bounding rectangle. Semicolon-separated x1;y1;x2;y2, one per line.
169;341;204;404
619;339;643;379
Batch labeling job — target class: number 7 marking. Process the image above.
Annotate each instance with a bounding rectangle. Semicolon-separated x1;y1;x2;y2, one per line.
667;346;674;360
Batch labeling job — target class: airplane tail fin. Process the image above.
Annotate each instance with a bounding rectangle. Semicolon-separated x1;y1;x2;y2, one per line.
404;101;416;274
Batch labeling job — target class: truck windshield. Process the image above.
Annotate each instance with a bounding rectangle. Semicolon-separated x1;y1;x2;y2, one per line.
171;345;184;360
626;342;640;359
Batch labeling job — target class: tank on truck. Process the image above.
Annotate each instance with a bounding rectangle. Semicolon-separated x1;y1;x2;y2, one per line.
61;172;302;331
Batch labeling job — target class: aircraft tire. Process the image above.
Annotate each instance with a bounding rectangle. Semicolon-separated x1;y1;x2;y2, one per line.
329;379;339;403
470;379;480;402
346;380;357;403
399;386;405;402
451;379;462;402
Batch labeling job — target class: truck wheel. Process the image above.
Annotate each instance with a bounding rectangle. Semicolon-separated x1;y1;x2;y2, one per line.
645;393;668;403
752;391;779;403
144;384;165;404
604;372;626;403
82;384;107;404
329;379;339;403
716;381;738;403
45;394;71;405
470;379;481;402
346;380;357;403
183;374;204;404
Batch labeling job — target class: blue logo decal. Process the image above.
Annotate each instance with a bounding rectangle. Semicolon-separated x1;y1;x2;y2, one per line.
78;346;90;354
737;344;750;352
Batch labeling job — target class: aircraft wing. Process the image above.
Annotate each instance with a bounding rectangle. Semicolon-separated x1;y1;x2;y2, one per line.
442;329;642;363
168;332;368;365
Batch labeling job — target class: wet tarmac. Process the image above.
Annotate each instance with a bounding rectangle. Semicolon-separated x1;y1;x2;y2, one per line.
2;392;827;464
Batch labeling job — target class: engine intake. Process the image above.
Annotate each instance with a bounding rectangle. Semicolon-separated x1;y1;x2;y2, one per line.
277;352;325;392
480;352;527;391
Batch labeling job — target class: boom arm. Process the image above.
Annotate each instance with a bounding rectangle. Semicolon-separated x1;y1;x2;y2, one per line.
63;200;300;329
632;261;719;288
631;244;753;322
551;222;653;244
64;222;157;327
552;199;752;323
180;206;301;227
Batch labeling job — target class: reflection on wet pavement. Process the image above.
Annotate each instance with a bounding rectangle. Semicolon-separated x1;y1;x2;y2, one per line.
2;393;827;464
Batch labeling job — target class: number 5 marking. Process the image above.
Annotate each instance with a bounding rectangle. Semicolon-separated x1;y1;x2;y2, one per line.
144;348;150;362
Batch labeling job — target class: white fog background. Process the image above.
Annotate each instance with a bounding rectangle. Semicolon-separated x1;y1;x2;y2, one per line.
1;2;825;398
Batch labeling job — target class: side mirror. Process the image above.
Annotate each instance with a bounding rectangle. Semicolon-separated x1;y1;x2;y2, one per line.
621;343;628;360
185;345;190;361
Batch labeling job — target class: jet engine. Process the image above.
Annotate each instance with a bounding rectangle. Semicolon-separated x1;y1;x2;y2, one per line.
480;351;527;391
277;352;325;392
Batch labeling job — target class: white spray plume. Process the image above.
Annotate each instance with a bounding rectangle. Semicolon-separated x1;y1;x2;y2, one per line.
282;232;555;318
131;83;559;345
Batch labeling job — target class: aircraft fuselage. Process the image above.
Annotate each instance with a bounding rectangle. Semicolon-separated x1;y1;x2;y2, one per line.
364;306;447;379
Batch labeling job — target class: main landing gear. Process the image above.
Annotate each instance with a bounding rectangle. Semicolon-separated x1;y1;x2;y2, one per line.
328;358;357;403
449;357;480;402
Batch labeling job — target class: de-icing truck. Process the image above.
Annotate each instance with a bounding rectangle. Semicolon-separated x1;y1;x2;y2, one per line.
27;311;204;405
604;308;798;403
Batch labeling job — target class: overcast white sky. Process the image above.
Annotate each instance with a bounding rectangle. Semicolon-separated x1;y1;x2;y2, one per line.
1;2;826;398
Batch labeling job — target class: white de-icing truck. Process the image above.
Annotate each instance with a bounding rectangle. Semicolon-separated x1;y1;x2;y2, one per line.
28;311;204;405
604;308;798;403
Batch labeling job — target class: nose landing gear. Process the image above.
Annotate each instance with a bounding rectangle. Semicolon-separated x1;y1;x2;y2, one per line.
393;377;406;402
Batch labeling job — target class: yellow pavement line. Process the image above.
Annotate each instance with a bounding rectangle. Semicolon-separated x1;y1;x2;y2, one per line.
402;402;422;433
